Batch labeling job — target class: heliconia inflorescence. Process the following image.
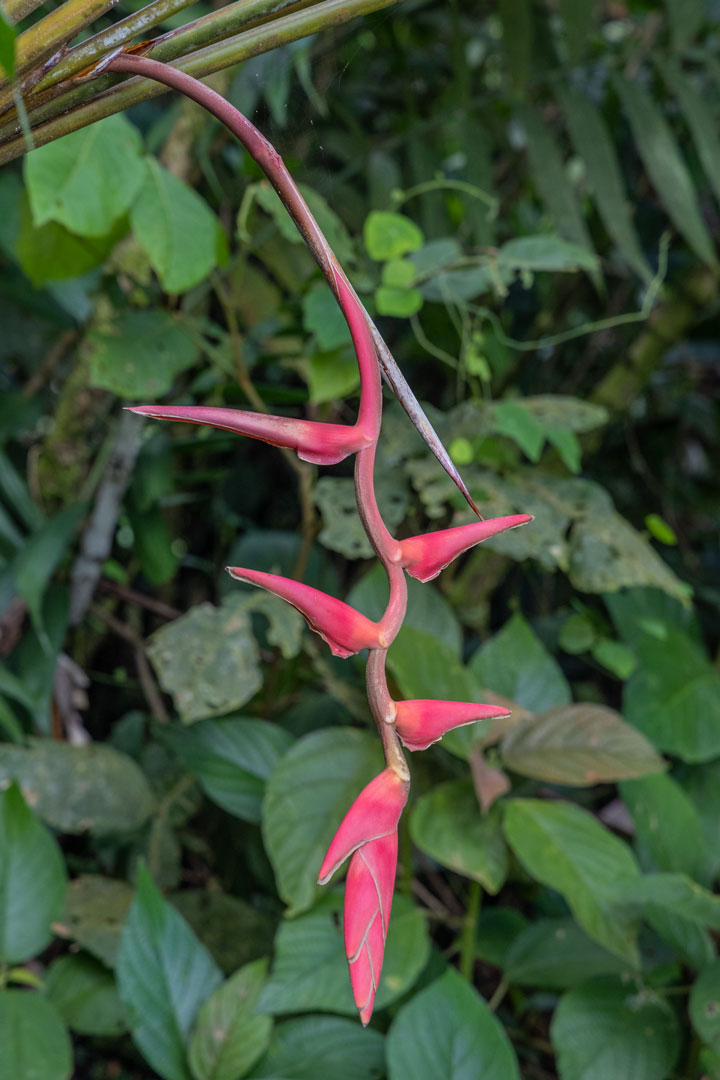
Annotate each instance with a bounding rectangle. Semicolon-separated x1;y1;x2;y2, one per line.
127;80;532;1026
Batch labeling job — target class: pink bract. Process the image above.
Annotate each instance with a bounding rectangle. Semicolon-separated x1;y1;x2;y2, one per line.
394;698;511;752
399;514;533;582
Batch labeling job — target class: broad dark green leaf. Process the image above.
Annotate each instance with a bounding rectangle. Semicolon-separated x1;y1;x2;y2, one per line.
12;503;84;638
501;704;665;785
551;977;680;1080
164;717;293;823
0;783;67;963
116;864;223;1080
305;346;361;407
658;57;720;211
45;954;128;1036
249;1014;384;1080
387;968;520;1080
614;74;716;267
262;728;382;913
0;739;154;833
88;309;198;400
476;908;528;968
302;283;351;351
663;0;705;51
172;890;276;975
258;894;429;1017
504;918;628;989
25;114;145;237
619;773;711;885
678;760;720;878
0;991;72;1080
690;959;720;1052
189;960;272;1080
16;193;124;284
60;875;134;967
606;872;720;930
131;158;218;293
410;781;508;893
559;88;651;280
503;799;640;963
469;612;571;712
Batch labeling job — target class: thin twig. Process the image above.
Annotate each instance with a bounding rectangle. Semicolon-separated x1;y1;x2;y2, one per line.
99;579;182;621
90;603;170;722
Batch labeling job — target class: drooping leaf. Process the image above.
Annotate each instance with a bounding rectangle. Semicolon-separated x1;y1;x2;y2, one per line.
469;612;571;713
504;918;629;989
657;57;720;212
551;977;681;1080
614;74;716;267
116;864;223;1080
690;959;720;1052
0;782;67;963
619;772;712;885
501;704;665;786
163;717;293;823
0;991;72;1080
498;235;599;274
387;968;520;1080
503;798;640;963
188;960;273;1080
25;114;145;237
249;1014;385;1080
88;309;198;400
262;727;382;913
410;782;508;893
258;894;429;1017
15;192;125;284
45;954;128;1036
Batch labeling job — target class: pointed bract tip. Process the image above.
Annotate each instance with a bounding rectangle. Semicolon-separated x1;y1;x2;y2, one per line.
399;514;533;583
394;698;512;752
318;768;408;884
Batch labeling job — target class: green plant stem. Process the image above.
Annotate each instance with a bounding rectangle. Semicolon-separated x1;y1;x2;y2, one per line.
459;879;481;982
3;0;50;24
13;0;118;80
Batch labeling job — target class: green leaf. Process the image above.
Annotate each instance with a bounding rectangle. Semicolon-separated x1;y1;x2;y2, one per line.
262;728;382;913
127;503;178;586
619;773;711;885
469;613;571;713
663;0;705;51
188;960;272;1080
172;890;276;975
147;598;262;724
690;959;720;1052
116;864;223;1080
499;0;531;95
606;872;720;930
382;258;416;287
0;12;16;79
163;717;293;824
25;115;145;237
551;977;681;1080
60;874;134;967
364;211;424;260
12;502;84;639
678;760;720;879
0;782;67;963
559;615;597;655
252;182;353;265
301;283;351;351
622;627;720;762
0;991;72;1080
410;782;508;893
258;894;429;1017
559;88;652;281
305;346;361;406
556;0;597;65
504;918;628;989
15;192;124;284
503;799;640;963
546;427;582;473
45;954;128;1036
387;968;520;1080
249;1014;385;1080
517;104;596;261
658;58;720;212
132;158;218;293
498;235;599;274
501;704;665;786
644;513;677;546
614;74;716;267
374;285;424;317
492;401;546;461
591;639;637;679
347;563;462;654
0;739;154;833
88;309;198;400
314;475;408;560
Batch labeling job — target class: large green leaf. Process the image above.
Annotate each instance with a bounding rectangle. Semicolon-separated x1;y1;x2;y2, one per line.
663;0;705;51
314;475;409;561
250;1014;384;1080
504;918;628;989
0;739;154;833
501;704;665;785
0;991;72;1080
116;864;223;1080
678;760;720;879
503;799;640;963
45;954;128;1036
131;158;219;293
163;717;293;823
559;89;651;281
551;977;681;1080
614;74;716;267
410;782;508;893
469;613;571;712
257;894;429;1017
15;192;125;284
12;503;84;638
172;890;276;975
0;783;67;963
605;872;720;930
262;727;382;913
188;960;272;1080
619;773;712;885
88;309;198;400
25;114;145;237
690;959;720;1052
386;968;520;1080
59;874;134;967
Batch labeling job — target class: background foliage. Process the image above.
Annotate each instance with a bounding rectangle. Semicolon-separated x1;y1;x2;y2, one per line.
1;1;720;1078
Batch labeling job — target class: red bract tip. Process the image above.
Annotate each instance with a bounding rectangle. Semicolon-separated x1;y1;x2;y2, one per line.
226;567;384;658
318;768;408;1026
125;405;373;466
398;514;533;582
394;699;511;752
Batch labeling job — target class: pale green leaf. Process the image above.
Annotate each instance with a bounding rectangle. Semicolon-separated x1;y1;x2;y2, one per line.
189;960;272;1080
45;954;128;1036
619;772;712;885
88;309;198;399
364;211;424;260
0;991;72;1080
249;1014;385;1080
